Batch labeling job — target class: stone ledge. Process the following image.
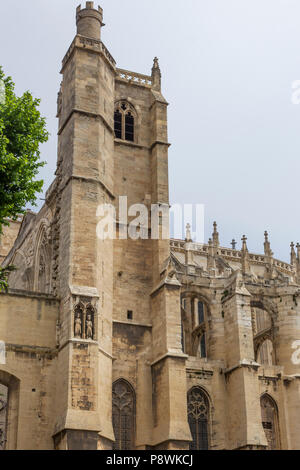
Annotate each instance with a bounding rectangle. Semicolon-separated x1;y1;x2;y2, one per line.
0;288;58;302
151;351;188;367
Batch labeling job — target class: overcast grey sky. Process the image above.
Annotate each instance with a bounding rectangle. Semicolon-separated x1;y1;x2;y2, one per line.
1;0;300;262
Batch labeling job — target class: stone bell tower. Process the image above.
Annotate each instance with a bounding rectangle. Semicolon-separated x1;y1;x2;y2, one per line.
52;1;190;450
53;2;115;449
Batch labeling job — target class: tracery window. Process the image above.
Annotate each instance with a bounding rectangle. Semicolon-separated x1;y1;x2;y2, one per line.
112;379;135;450
114;101;136;142
0;384;8;451
187;387;210;450
260;394;280;450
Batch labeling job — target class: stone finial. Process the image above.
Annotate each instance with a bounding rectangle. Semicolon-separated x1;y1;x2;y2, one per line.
264;230;273;257
291;242;297;265
153;57;160;70
231;239;237;250
241;235;248;252
297;243;300;261
212;221;219;247
185;223;192;242
151;57;161;91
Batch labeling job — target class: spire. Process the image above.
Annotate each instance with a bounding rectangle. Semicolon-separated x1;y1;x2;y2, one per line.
231;239;237;250
212;221;219;247
151;57;161;91
290;242;297;265
207;238;216;271
185;223;192;242
264;230;273;257
241;235;248;252
241;235;250;274
297;243;300;261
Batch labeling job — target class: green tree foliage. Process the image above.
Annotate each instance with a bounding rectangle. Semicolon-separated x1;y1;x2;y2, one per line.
0;67;48;291
0;66;48;232
0;265;16;293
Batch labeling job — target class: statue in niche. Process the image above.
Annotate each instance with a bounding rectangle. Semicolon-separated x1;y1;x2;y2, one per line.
74;309;82;338
86;312;93;340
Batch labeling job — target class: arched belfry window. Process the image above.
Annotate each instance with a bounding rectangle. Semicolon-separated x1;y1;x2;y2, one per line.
187;387;210;450
260;394;280;450
114;101;136;142
112;379;135;450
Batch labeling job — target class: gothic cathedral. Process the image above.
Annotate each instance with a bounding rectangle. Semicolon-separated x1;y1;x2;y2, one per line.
0;3;299;450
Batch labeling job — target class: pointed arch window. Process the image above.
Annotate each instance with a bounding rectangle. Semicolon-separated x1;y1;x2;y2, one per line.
260;394;280;450
187;387;210;450
112;379;135;450
114;109;122;139
114;101;136;142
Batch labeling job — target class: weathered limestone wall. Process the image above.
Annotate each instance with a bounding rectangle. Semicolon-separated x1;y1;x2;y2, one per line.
186;357;227;450
112;322;152;449
0;291;59;449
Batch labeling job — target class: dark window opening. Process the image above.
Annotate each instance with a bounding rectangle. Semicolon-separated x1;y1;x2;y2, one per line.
127;310;133;320
200;334;206;358
181;323;185;352
125;113;134;142
114;110;122;139
198;301;204;324
263;421;272;430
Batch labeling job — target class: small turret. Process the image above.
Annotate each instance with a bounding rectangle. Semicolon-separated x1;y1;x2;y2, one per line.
76;2;104;40
264;230;273;257
290;242;297;266
212;221;219;247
